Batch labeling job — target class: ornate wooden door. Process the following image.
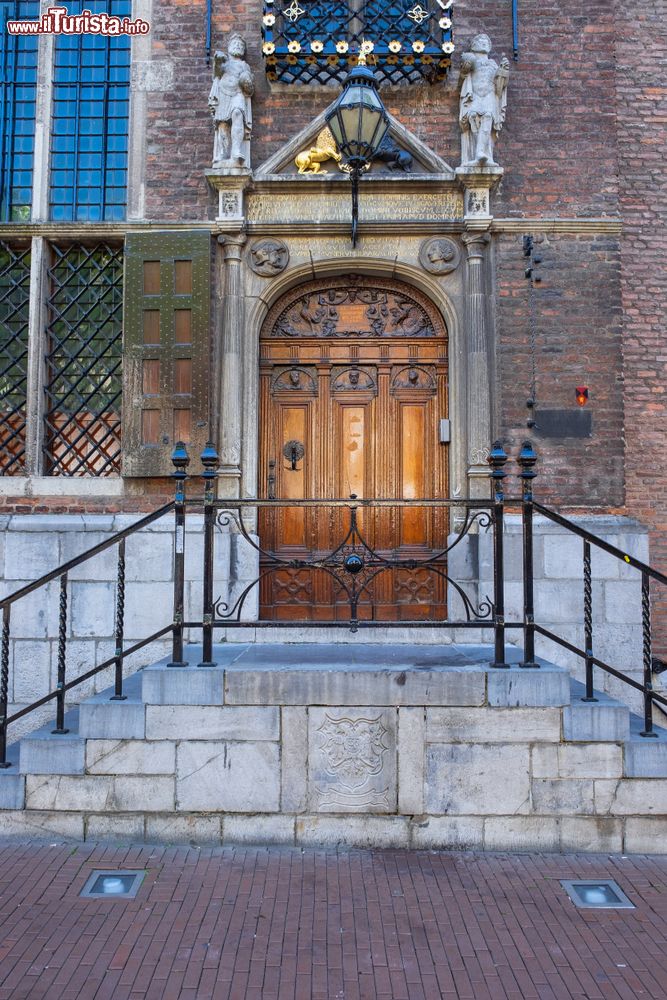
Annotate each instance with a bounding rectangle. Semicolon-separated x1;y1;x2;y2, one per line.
258;276;449;622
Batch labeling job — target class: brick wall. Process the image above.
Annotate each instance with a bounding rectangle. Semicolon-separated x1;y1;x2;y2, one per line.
615;1;667;650
144;0;621;220
495;232;624;508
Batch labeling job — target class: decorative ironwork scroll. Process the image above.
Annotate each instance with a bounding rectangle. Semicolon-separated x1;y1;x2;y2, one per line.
214;500;492;630
262;0;454;86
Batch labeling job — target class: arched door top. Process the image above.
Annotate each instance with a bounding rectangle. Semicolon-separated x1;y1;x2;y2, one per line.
260;274;448;343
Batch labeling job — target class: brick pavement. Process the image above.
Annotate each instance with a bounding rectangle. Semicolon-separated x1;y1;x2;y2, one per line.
0;843;666;999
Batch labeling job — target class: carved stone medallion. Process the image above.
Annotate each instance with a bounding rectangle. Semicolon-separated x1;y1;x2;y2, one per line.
248;238;289;276
419;237;460;275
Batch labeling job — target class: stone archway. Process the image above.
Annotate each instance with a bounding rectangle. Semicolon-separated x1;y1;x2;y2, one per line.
257;274;450;622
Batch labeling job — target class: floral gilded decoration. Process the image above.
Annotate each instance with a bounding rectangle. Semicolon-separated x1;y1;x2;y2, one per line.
261;0;454;86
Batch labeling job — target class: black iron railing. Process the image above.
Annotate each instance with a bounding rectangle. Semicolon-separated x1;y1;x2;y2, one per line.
529;500;667;739
1;438;667;770
0;502;175;767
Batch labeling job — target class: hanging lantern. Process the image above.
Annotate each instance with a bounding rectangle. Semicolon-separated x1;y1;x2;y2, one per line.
325;52;390;246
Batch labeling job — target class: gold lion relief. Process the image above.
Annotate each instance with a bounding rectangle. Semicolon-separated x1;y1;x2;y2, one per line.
294;127;343;174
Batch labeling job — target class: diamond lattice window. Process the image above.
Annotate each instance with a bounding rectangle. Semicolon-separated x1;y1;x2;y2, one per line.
44;244;123;476
262;0;454;86
0;242;30;474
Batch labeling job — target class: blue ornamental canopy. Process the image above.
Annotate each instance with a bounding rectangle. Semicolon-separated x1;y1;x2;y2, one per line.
261;0;454;86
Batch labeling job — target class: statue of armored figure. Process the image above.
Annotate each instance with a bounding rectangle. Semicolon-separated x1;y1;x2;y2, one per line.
458;33;509;167
209;33;254;168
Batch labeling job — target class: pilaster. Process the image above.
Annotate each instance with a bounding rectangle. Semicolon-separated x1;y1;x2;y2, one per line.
461;232;492;498
217;235;246;498
205;170;252;229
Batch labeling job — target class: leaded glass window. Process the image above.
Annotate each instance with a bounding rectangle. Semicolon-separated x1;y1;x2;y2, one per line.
44;244;123;476
0;242;30;474
0;1;38;222
50;0;130;222
262;0;454;86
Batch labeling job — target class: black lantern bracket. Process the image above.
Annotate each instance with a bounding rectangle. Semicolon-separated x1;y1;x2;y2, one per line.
324;50;390;247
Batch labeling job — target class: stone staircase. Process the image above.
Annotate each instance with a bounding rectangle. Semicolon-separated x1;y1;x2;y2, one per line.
1;643;666;853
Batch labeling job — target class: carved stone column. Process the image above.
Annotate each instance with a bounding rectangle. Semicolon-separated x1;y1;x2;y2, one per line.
462;232;492;498
217;234;246;498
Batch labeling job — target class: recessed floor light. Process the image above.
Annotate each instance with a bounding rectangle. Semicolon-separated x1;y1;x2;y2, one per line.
79;870;145;899
560;879;634;909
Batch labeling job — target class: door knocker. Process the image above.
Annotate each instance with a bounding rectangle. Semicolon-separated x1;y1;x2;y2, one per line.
283;440;305;470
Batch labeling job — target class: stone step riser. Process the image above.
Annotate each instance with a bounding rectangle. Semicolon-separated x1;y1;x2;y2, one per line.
0;809;663;855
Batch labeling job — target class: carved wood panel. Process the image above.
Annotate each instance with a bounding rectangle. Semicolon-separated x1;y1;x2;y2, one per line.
259;277;449;622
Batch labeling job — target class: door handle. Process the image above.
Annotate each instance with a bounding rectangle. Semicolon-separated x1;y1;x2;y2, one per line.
283;439;305;471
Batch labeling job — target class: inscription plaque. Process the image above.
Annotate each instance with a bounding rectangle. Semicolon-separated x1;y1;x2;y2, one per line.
248;190;463;225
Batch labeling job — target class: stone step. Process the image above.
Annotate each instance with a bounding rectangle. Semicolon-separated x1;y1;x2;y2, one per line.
563;680;631;742
9;645;667;788
20;720;85;776
77;673;145;740
624;715;667;776
4;640;667;853
0;742;24;809
142;643;571;708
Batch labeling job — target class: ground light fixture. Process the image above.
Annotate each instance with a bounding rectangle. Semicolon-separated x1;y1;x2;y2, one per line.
79;870;145;899
324;49;390;247
560;879;635;909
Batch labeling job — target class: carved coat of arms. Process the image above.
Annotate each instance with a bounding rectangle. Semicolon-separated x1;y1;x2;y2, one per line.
317;714;389;790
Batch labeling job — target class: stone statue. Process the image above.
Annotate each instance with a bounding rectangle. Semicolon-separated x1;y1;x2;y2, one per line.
209;33;254;168
458;33;509;167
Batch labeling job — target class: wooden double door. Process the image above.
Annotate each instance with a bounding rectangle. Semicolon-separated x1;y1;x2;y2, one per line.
258;277;449;622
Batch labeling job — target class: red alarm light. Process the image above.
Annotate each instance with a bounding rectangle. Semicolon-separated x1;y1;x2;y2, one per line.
576;386;589;407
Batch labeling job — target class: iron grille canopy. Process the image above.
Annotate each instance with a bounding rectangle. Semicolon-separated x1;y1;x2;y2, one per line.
262;0;454;86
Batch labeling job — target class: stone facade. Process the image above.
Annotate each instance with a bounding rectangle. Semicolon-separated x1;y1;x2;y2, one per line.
1;1;662;585
2;647;666;852
1;0;666;846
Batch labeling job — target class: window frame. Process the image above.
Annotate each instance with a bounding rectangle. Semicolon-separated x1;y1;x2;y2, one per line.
0;0;151;484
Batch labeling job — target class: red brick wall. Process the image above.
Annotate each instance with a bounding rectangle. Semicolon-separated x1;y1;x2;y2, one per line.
144;0;621;220
141;0;629;512
615;3;667;647
495;233;624;508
